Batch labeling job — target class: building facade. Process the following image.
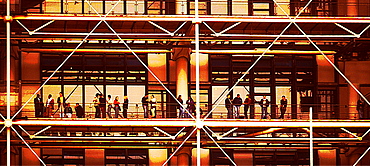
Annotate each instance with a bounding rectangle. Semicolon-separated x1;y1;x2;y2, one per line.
1;0;370;165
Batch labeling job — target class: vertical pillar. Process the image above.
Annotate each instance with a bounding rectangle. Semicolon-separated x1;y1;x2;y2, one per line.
149;149;167;166
192;148;210;166
318;150;336;165
177;147;191;166
347;0;358;16
234;151;253;166
349;83;359;119
173;48;191;99
5;0;12;165
22;148;41;166
85;149;105;166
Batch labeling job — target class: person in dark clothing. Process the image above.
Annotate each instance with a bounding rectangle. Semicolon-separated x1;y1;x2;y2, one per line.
232;94;243;119
34;94;43;118
243;94;253;119
186;96;195;117
142;94;149;118
225;94;233;119
122;96;129;118
75;103;84;118
177;95;185;118
259;96;270;119
64;103;73;118
357;98;365;119
99;94;107;118
279;96;288;119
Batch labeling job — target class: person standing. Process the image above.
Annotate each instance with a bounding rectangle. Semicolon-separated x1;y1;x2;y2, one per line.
259;96;270;119
243;94;253;119
57;92;66;117
186;96;195;118
114;96;124;118
122;96;129;118
99;94;107;118
225;94;233;119
279;96;288;119
74;103;84;118
357;98;365;119
64;103;73;118
34;94;43;118
177;95;184;118
93;93;100;118
150;95;157;118
106;95;113;118
232;94;242;119
45;94;54;118
142;94;149;118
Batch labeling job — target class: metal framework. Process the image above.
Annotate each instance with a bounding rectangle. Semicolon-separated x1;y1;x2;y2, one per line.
2;0;370;165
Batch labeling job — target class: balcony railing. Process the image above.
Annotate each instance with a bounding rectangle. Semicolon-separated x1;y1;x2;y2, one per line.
7;102;368;120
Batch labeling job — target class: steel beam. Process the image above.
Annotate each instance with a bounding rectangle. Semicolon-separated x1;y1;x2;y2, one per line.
9;15;370;23
12;119;370;127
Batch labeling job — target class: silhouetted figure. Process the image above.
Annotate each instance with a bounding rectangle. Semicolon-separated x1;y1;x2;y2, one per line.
186;96;195;118
99;94;107;118
177;95;185;118
279;96;288;119
64;103;73;118
142;94;149;118
259;96;270;119
93;93;100;118
232;94;242;119
122;96;129;118
75;103;84;118
34;94;43;118
357;99;365;119
225;94;233;119
243;94;253;119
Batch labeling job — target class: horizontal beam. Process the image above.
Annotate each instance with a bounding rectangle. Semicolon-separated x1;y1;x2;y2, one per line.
21;48;336;54
9;15;370;23
197;50;336;54
12;119;370;127
21;48;171;53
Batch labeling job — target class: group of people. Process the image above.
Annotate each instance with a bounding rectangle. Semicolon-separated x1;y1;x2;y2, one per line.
225;94;288;119
35;92;289;119
93;93;129;118
141;94;157;118
34;92;84;118
176;95;199;118
34;92;130;118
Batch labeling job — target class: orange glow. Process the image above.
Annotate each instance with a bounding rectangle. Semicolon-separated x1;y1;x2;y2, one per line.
149;149;168;166
318;149;336;165
85;149;104;166
192;148;210;166
317;55;334;66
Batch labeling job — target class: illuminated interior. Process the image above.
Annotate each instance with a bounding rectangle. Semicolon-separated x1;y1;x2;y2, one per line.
1;0;370;165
